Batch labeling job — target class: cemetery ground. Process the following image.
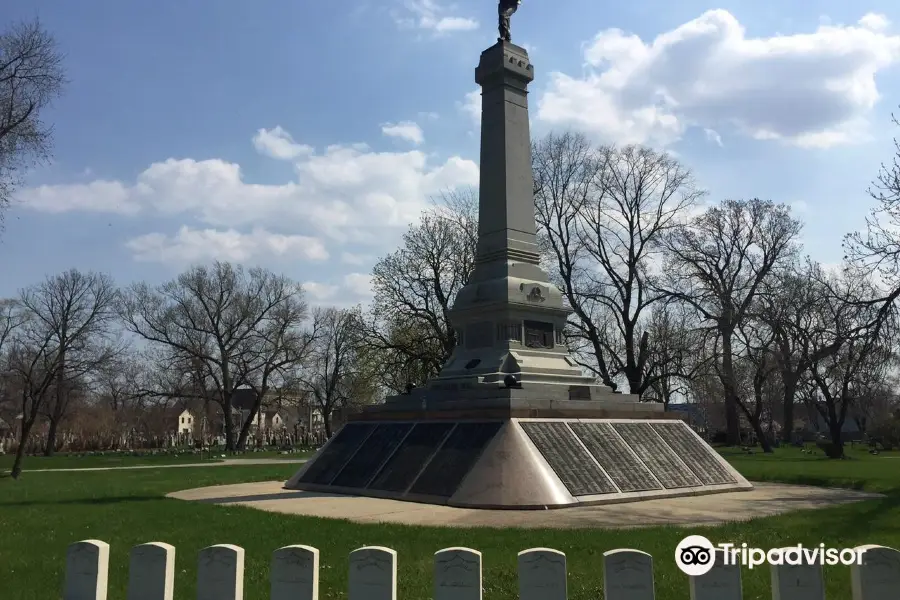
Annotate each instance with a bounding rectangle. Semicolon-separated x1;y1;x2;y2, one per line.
0;447;898;599
0;449;312;472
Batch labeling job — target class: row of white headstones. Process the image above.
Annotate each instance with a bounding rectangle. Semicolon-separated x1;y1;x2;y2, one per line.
64;539;900;600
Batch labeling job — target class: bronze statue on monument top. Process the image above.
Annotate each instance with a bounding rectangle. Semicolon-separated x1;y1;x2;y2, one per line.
498;0;521;42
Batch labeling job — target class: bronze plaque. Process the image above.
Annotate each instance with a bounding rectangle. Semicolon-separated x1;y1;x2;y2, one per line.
297;423;375;485
652;422;736;485
520;422;616;496
614;422;702;489
569;422;661;492
331;423;413;489
368;423;455;493
523;320;554;348
409;422;502;497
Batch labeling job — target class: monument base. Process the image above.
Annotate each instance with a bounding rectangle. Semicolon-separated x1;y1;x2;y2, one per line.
285;416;752;510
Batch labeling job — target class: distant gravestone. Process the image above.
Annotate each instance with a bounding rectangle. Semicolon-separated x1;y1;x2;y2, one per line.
517;548;567;600
128;542;175;600
689;548;742;600
348;546;396;600
271;545;319;600
851;545;900;600
197;544;244;600
65;540;110;600
434;547;482;600
769;550;824;600
603;549;655;600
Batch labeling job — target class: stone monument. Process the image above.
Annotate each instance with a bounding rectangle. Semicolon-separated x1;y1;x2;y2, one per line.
285;4;751;508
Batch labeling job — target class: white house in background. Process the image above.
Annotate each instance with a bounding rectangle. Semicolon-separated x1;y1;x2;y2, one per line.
239;409;284;432
176;409;194;437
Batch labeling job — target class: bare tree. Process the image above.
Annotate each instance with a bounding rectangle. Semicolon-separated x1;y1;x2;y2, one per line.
533;132;612;384
4;269;118;476
365;189;477;391
233;288;315;449
642;300;709;407
298;307;374;436
732;320;780;452
659;199;802;445
0;298;24;355
533;133;704;394
805;270;891;457
0;20;66;229
119;262;309;450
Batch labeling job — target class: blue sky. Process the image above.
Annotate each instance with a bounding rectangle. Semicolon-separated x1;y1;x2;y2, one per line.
3;0;900;305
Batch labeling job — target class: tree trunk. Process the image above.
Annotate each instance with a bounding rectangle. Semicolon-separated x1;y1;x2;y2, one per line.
748;411;773;453
719;331;742;446
824;400;846;459
11;419;36;480
43;416;60;456
826;420;845;458
322;410;333;438
222;407;236;451
781;375;798;443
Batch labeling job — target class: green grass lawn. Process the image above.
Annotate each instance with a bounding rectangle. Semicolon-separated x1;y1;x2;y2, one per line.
0;446;898;599
0;449;311;472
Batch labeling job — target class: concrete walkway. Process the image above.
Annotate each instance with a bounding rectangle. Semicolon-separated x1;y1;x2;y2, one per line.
22;458;308;473
167;480;882;530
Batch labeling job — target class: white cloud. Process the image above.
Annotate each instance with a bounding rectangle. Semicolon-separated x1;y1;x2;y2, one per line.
458;89;481;125
303;281;339;302
343;272;373;296
381;121;425;145
537;10;900;148
252;126;313;160
859;13;890;32
790;200;809;213
703;128;723;147
393;0;478;34
17;180;141;214
341;252;370;265
126;226;329;265
19;132;479;249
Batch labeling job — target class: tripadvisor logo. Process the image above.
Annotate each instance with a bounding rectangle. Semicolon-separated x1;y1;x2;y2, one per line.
675;535;866;576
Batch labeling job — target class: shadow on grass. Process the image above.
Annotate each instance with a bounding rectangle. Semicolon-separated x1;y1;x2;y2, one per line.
820;491;900;538
190;491;347;504
0;495;163;507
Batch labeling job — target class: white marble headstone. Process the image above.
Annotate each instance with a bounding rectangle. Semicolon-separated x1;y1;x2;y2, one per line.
769;549;824;600
128;542;175;600
851;544;900;600
603;549;655;600
197;544;244;600
65;539;110;600
271;545;319;600
434;547;482;600
517;548;567;600
348;546;396;600
689;548;742;600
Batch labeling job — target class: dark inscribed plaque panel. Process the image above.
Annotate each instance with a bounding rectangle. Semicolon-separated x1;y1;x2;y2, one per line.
408;422;502;498
651;422;736;485
298;423;375;485
613;422;701;489
569;423;661;492
520;422;616;496
523;320;554;349
330;423;413;489
367;423;455;493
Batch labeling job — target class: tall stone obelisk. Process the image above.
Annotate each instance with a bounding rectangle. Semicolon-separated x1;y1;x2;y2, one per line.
423;40;616;398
